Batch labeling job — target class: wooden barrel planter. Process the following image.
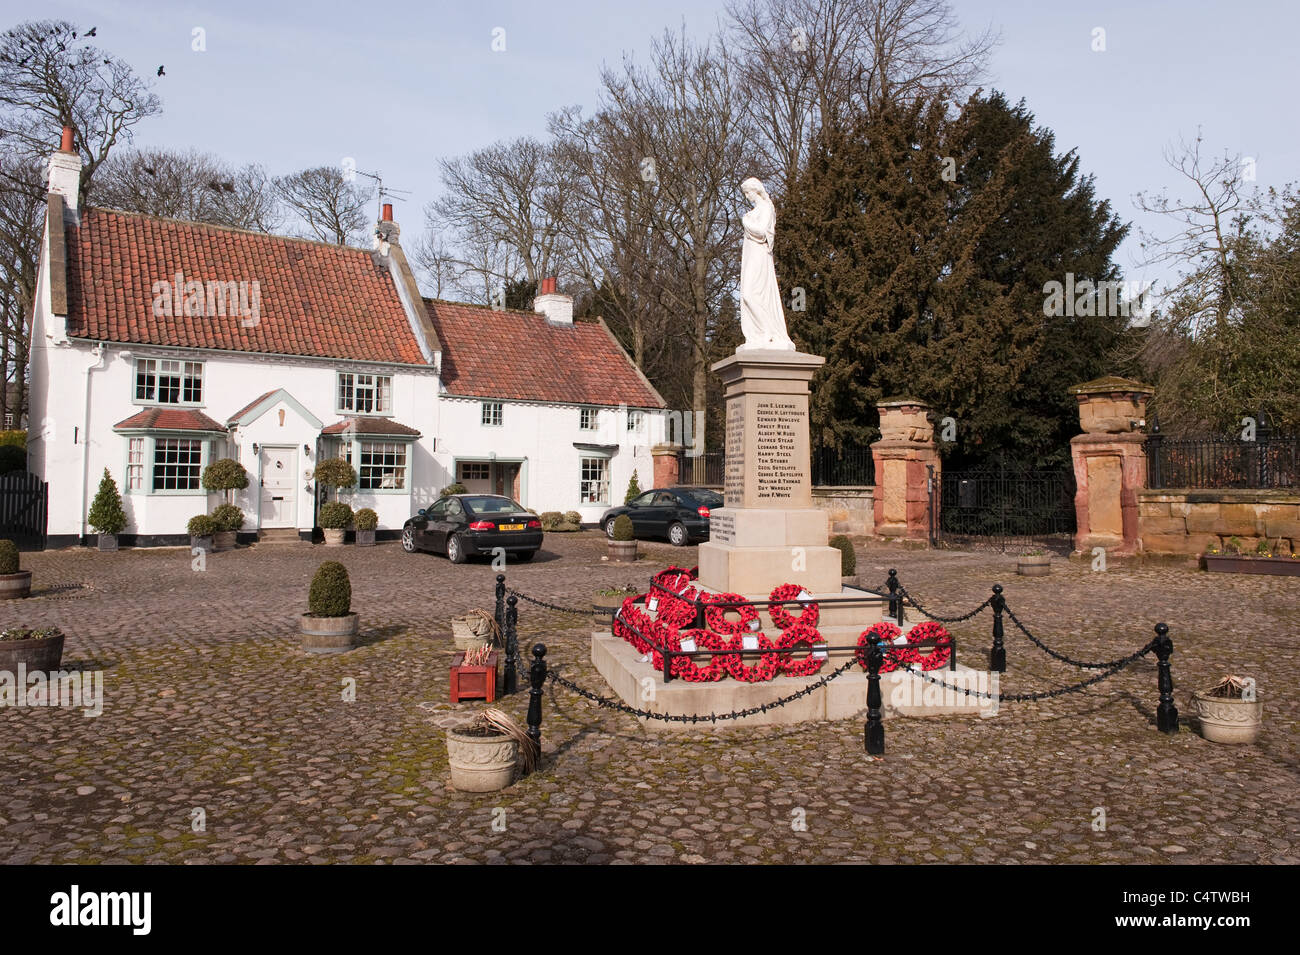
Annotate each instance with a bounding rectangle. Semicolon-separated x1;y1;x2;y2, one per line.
607;540;638;563
1016;555;1051;577
299;613;359;653
0;571;33;599
446;726;518;792
0;631;65;673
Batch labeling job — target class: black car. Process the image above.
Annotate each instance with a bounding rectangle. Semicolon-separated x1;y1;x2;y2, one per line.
600;486;723;546
402;494;543;563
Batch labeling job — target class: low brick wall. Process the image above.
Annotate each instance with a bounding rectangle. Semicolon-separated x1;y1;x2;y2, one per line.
1138;489;1300;556
813;486;875;537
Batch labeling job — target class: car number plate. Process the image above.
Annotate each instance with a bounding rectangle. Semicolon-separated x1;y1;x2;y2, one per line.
499;523;525;531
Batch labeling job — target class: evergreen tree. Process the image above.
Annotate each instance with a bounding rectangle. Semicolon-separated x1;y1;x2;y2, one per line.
87;468;127;535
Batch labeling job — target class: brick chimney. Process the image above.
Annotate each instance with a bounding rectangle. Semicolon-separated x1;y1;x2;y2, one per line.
533;276;573;325
48;125;82;213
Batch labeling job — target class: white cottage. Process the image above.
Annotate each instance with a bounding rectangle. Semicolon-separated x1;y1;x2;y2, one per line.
27;130;667;546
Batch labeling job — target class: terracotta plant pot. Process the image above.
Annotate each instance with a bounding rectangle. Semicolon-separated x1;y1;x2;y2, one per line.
446;726;518;792
1017;555;1051;577
212;531;236;552
1203;554;1300;577
299;612;359;653
0;570;33;599
607;540;638;563
0;631;64;673
1192;692;1263;744
322;528;346;546
97;533;118;552
355;529;375;547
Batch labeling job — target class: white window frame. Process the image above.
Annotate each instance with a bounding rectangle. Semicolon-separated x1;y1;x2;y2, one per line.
122;434;212;495
134;358;204;406
325;435;413;493
579;456;610;505
579;407;599;431
481;402;503;427
627;410;644;432
337;372;393;415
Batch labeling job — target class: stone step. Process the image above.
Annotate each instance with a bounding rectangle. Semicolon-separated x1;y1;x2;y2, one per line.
257;528;304;544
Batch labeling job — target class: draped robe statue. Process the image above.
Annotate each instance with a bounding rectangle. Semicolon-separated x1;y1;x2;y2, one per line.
737;177;795;352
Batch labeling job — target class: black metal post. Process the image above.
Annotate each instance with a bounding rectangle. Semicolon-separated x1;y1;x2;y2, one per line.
864;637;885;756
504;595;519;695
494;573;506;636
1146;416;1163;489
1154;622;1178;734
526;643;547;760
886;569;899;622
662;647;674;683
926;464;936;547
989;584;1006;673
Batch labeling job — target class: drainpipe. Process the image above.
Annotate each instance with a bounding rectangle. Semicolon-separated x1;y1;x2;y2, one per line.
79;342;108;544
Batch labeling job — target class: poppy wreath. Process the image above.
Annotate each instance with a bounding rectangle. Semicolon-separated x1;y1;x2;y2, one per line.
905;621;952;671
768;583;820;630
703;592;761;636
856;622;919;673
723;630;783;683
646;618;680;671
655;586;700;629
671;628;728;682
618;597;653;654
652;566;695;595
776;622;828;677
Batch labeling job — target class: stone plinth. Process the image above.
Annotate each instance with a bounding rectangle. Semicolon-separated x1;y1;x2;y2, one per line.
1068;377;1154;558
698;350;844;596
871;399;939;540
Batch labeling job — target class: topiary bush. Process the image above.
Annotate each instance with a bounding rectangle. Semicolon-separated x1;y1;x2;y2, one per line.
563;510;583;527
353;507;378;531
201;458;249;498
211;504;245;532
0;444;26;474
308;561;352;617
625;469;642;504
539;511;563;531
313;458;357;496
439;482;467;498
319;501;353;530
0;539;19;575
612;514;634;542
87;468;127;535
187;514;218;537
829;535;855;575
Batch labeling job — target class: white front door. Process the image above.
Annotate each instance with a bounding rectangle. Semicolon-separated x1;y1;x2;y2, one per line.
260;447;297;528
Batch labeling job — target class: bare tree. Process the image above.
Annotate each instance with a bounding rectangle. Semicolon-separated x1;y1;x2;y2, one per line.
274;166;372;245
90;147;281;231
725;0;995;195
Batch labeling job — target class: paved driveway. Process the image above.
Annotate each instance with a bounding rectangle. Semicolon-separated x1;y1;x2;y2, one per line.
1;534;1296;864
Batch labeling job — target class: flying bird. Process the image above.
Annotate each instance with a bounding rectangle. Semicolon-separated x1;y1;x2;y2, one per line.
86;27;97;37
156;65;164;76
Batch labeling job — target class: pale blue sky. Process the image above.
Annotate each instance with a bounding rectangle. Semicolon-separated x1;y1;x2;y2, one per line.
6;0;1296;294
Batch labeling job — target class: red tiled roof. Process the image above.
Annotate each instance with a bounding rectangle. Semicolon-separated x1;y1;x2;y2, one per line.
425;300;665;408
321;417;422;438
226;390;277;423
113;408;227;433
66;207;429;366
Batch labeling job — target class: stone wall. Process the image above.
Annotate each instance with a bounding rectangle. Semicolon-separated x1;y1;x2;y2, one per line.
812;486;875;537
1138;489;1300;556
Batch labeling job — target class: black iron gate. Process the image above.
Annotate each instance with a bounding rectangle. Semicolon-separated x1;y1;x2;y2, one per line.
930;463;1075;553
0;472;48;550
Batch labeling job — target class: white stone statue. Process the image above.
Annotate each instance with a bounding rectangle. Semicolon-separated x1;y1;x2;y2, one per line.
738;177;795;352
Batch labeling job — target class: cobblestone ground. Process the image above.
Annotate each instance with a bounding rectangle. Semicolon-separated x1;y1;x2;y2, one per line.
1;534;1296;864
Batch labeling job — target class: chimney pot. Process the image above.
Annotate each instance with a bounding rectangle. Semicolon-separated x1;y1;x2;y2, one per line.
382;203;393;222
60;126;74;152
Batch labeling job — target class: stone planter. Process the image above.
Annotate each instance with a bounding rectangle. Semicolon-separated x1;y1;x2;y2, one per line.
607;540;638;563
97;533;118;552
355;529;375;547
446;726;518;792
1203;554;1300;577
1191;691;1263;744
0;631;64;673
212;531;236;552
1017;555;1051;577
322;528;346;546
451;615;493;652
0;570;33;599
190;535;213;554
299;612;359;653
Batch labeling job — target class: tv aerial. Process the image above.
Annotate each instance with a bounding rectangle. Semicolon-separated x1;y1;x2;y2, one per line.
355;169;413;220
